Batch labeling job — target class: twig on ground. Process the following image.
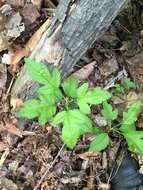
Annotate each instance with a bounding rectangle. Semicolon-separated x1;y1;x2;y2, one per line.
22;131;36;136
6;77;14;95
0;148;9;167
107;151;125;185
104;69;127;90
34;144;65;190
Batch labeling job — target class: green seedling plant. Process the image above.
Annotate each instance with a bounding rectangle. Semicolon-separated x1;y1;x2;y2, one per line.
19;58;143;155
115;78;136;95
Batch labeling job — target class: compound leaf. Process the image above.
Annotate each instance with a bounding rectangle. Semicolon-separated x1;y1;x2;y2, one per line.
25;58;50;84
60;110;93;148
121;100;143;156
53;111;66;125
77;87;112;114
51;68;61;88
89;133;109;152
78;101;91;114
63;76;79;97
38;85;62;102
62;122;81;149
123;78;135;90
122;101;142;125
77;83;89;97
19;98;56;125
77;83;91;113
101;101;118;126
114;84;124;94
123;130;143;156
26;59;62;103
120;124;136;132
19;99;40;119
38;103;56;125
91;87;112;104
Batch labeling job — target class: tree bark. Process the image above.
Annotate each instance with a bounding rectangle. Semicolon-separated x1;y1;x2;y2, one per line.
11;0;128;99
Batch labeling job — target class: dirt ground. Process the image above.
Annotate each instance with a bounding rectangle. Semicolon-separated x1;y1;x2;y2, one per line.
0;0;143;189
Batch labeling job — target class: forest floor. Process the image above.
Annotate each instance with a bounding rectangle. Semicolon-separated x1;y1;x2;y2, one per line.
0;0;143;190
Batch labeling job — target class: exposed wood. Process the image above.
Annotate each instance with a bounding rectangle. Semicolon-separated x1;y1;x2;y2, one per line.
11;0;128;99
44;0;56;8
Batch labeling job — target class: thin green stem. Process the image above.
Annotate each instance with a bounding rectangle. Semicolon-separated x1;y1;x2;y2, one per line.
110;127;122;135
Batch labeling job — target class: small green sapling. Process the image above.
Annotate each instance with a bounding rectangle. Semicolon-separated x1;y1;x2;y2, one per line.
19;58;143;156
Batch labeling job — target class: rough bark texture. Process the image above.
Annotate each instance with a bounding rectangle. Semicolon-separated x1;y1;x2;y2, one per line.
11;0;128;99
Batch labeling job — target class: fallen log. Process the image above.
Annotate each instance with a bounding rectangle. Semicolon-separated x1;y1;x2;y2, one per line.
11;0;128;99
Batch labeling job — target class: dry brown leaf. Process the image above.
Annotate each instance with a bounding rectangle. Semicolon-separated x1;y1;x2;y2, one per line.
0;177;18;190
6;0;25;7
120;41;132;51
44;0;56;8
126;52;143;91
140;30;143;39
139;93;143;103
0;34;9;52
98;183;110;190
6;12;25;38
0;7;24;52
111;96;125;105
72;62;95;81
126;91;138;107
6;124;22;137
0;124;22;137
0;142;9;152
9;48;29;73
10;96;23;110
99;56;119;78
31;0;42;8
138;120;143;129
78;151;100;160
20;4;40;26
0;0;6;6
3;18;51;72
0;63;7;89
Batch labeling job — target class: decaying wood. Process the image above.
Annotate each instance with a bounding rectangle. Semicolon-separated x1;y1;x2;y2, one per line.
11;0;128;99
